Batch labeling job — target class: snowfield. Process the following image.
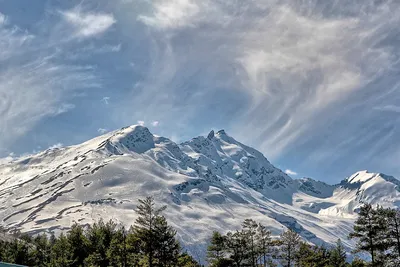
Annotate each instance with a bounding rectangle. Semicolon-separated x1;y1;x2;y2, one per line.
0;125;399;259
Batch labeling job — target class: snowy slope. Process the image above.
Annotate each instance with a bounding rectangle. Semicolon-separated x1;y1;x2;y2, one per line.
0;125;399;259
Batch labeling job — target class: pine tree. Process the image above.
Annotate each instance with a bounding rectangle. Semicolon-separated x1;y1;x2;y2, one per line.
107;224;128;267
50;233;73;267
154;216;180;266
31;233;51;267
134;196;181;267
177;252;201;267
207;231;226;266
242;219;258;266
384;208;400;261
256;223;272;267
279;229;301;267
85;219;118;267
68;223;88;267
329;239;347;267
312;245;330;266
225;230;247;267
125;227;142;266
294;242;315;266
349;204;387;266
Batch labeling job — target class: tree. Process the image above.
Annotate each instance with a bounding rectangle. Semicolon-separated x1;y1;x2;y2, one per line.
154;216;180;266
225;230;248;267
384;208;400;261
295;242;315;266
256;223;272;267
31;233;51;267
177;252;201;267
329;239;347;267
242;219;258;266
350;257;367;267
134;196;182;267
107;225;128;267
50;233;73;267
279;229;301;267
349;204;387;266
68;223;88;267
85;219;118;267
207;231;226;266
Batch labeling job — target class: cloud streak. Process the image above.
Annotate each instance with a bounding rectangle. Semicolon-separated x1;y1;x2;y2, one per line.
0;3;114;154
124;0;400;180
1;0;400;182
61;8;116;38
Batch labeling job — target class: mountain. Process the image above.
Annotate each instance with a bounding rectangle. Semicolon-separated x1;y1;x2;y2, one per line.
0;125;399;260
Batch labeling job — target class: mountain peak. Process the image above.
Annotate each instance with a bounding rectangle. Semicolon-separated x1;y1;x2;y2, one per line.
106;125;155;154
216;129;226;136
207;130;215;140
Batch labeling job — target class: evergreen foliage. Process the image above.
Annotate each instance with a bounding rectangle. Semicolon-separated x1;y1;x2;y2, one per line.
1;198;400;266
0;196;198;267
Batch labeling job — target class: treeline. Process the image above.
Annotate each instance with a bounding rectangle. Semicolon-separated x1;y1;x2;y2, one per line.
0;197;200;267
0;199;399;266
349;204;400;266
207;219;361;267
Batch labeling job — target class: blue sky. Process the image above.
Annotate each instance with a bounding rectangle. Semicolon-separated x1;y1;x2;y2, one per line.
0;0;399;183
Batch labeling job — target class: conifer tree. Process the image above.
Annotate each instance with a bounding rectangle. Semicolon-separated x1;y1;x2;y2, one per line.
154;216;180;266
242;219;258;266
329;239;347;267
50;233;73;267
85;219;117;267
107;225;128;267
226;230;248;267
31;233;51;267
207;231;226;266
256;223;272;267
384;208;400;261
134;196;182;267
294;242;315;266
349;204;387;266
68;223;88;267
279;229;301;267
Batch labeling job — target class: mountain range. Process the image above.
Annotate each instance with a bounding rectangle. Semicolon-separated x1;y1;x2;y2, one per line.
1;125;399;260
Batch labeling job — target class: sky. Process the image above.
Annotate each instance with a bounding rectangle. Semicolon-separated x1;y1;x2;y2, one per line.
0;0;399;183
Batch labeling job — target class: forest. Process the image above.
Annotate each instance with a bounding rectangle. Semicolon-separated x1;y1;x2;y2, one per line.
0;197;399;267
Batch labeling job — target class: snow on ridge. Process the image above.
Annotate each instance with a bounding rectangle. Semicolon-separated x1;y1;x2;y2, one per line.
0;124;400;260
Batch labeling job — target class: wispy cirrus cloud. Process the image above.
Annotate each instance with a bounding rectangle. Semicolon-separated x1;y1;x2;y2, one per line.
0;3;114;154
1;0;400;182
374;105;400;113
138;0;200;29
61;8;116;38
122;0;400;180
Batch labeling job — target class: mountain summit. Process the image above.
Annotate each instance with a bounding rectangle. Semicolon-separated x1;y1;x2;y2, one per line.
0;125;399;257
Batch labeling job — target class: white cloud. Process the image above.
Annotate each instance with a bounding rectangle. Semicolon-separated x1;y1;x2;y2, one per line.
137;120;145;126
62;8;116;38
102;96;110;104
151;121;159;127
98;128;108;134
0;8;100;151
374;105;400;113
138;0;201;29
285;169;298;176
131;0;399;164
51;103;76;116
0;12;6;25
48;143;63;150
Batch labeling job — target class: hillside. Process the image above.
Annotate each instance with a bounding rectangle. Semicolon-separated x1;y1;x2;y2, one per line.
0;125;399;258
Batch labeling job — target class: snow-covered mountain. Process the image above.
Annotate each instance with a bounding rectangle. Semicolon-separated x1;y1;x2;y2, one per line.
0;125;399;258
